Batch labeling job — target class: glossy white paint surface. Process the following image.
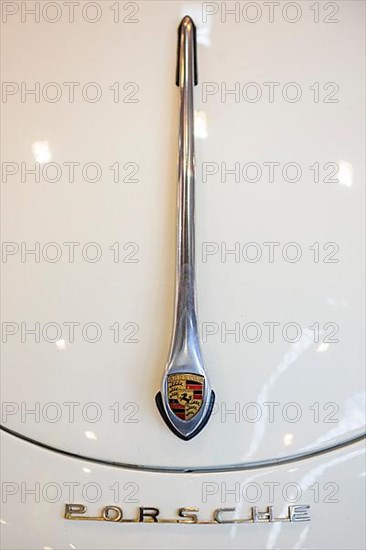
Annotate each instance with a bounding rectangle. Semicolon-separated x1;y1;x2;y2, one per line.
1;431;365;550
1;1;365;469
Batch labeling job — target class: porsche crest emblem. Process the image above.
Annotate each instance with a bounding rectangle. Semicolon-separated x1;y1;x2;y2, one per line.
168;374;204;421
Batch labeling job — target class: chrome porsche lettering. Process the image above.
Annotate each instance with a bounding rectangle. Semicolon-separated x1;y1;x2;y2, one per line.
64;504;311;524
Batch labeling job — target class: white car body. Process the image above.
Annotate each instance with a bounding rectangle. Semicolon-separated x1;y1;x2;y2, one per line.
1;1;365;549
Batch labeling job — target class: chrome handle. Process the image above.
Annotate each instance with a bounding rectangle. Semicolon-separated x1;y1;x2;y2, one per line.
155;16;215;440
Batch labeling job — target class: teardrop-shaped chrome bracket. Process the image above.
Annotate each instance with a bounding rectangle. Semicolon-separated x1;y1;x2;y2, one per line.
156;333;215;439
156;388;215;441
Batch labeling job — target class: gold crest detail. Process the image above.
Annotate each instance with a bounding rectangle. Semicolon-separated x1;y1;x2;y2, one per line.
168;373;204;421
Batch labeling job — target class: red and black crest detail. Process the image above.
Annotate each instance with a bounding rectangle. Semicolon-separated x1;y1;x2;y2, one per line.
167;373;204;421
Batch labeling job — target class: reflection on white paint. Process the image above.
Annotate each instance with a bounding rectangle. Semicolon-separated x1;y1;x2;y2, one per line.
55;339;66;351
85;431;97;440
293;525;311;549
283;433;293;446
267;447;364;549
195;111;208;139
303;392;365;449
316;342;330;353
338;160;353;188
0;519;7;525
82;467;91;474
69;545;76;550
327;297;349;307
244;330;314;459
32;141;51;163
196;25;211;47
